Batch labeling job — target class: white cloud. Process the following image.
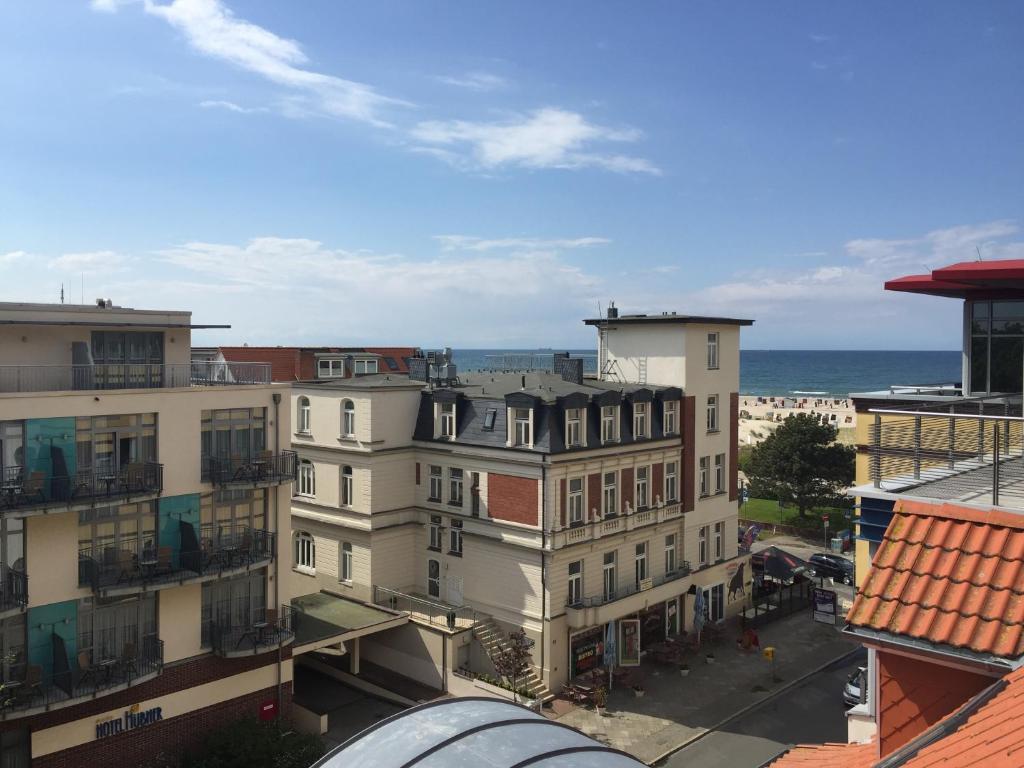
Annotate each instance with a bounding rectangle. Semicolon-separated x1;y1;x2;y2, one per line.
0;251;31;265
809;33;833;43
199;99;268;114
411;108;661;175
137;0;406;126
433;72;508;92
90;0;136;12
48;251;132;272
433;235;610;252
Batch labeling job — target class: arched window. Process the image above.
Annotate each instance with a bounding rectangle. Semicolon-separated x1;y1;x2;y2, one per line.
294;531;315;572
342;400;355;437
298;459;315;497
340;542;353;582
297;396;311;434
341;465;353;507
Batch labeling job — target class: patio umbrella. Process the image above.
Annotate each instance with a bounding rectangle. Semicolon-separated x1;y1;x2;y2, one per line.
758;546;813;582
693;588;705;637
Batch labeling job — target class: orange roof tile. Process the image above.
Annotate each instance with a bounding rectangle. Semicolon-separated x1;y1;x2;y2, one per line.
768;742;877;768
847;501;1024;659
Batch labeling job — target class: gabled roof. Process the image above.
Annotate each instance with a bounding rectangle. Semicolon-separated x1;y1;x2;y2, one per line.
846;500;1024;660
770;666;1024;768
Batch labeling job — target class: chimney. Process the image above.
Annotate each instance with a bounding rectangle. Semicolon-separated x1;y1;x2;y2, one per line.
607;301;618;319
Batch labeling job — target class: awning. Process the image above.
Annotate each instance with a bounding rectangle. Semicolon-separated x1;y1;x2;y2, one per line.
291;592;408;655
886;259;1024;299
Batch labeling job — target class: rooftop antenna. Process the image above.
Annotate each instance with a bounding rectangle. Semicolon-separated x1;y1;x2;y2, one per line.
976;245;983;261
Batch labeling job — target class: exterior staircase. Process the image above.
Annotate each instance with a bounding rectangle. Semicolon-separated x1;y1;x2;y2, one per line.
472;617;551;702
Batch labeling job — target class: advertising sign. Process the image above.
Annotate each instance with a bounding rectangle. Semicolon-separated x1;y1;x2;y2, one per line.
619;618;641;666
569;626;604;678
813;587;838;625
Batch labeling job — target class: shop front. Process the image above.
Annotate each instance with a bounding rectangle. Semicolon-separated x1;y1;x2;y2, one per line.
568;625;604;680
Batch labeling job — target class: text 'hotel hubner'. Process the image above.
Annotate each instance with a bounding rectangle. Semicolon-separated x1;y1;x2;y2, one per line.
288;307;754;699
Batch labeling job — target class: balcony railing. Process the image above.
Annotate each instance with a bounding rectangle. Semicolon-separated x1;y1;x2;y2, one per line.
373;585;478;630
206;604;294;657
78;524;275;592
0;638;162;719
0;361;271;394
566;562;692;609
868;397;1024;508
0;462;163;514
0;563;27;614
206;451;297;487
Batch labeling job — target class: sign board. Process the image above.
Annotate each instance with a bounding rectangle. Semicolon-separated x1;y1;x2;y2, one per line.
259;700;278;722
813;587;839;625
639;577;653;592
823;515;829;526
762;646;775;661
569;626;604;678
619;618;641;667
95;704;163;739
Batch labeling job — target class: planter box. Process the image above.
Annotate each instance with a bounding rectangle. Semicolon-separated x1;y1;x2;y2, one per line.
470;677;539;711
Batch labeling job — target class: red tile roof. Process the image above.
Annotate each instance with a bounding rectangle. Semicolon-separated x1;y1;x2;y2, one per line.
215;346;420;381
218;347;302;382
770;667;1024;768
847;500;1024;659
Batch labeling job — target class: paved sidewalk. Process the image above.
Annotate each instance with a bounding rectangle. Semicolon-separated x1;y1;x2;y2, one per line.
552;611;858;765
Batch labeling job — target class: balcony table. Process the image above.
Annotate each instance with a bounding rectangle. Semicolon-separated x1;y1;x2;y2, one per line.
138;555;159;581
97;658;119;684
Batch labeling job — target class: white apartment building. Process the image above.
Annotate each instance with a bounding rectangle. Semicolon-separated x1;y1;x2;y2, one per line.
287;310;753;697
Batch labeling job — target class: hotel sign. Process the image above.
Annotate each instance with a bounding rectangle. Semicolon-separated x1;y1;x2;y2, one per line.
95;703;164;739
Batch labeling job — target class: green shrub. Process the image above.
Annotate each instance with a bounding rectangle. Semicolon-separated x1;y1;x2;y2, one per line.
182;717;324;768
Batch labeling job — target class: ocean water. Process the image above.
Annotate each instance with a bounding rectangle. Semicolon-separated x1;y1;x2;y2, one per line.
451;349;962;397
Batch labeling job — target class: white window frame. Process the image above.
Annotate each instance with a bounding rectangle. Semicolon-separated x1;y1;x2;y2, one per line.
565;408;583;448
602;471;617;517
634;541;648;588
698;525;708;566
342;400;355;436
665;461;678;503
633;402;648;439
428;465;443;501
297;459;315;497
428;558;441;598
635;466;649;510
514;408;532;447
317;359;345;378
714;453;725;494
568;477;584;526
340;541;353;582
449;467;463;506
354;359;378;375
449;519;464;555
664;401;678;435
568;560;583;607
341;465;353;507
702;583;725;622
297;397;311;434
603;551;617;602
294;531;315;573
429;515;443;550
714;521;723;560
440;402;456;439
699;456;709;497
707;395;719;432
665;533;677;574
601;405;618;443
707;332;719;370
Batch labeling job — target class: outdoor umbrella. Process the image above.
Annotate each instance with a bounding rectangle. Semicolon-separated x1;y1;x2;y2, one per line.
693;588;705;637
758;546;813;582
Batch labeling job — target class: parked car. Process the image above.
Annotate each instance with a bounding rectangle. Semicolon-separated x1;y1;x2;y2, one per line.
809;553;854;585
843;666;867;707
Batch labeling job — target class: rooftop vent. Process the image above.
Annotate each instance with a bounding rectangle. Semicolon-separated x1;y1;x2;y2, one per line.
607;301;618;319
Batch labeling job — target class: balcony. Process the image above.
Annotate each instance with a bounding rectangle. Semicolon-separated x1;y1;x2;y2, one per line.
0;462;163;518
207;451;297;488
79;524;275;597
858;397;1024;511
0;361;271;394
0;638;163;721
550;502;684;549
0;563;27;619
373;586;478;631
565;562;692;629
207;604;294;658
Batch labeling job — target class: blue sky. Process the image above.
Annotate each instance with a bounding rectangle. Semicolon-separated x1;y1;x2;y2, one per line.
1;1;1022;349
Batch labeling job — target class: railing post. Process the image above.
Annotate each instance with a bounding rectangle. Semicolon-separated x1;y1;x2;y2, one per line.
977;403;985;461
993;423;1000;507
948;409;956;470
913;416;922;480
872;414;881;487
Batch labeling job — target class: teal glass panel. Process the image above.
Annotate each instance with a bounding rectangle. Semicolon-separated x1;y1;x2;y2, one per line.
27;600;77;679
24;418;77;501
159;493;200;568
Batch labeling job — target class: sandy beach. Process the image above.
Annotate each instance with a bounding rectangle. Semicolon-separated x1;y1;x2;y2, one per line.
738;394;856;446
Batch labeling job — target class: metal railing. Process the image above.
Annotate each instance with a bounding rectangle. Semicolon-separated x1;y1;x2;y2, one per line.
0;563;27;613
0;361;271;394
373;585;478;629
1;462;163;513
566;561;692;609
207;604;293;656
0;638;163;717
869;396;1024;507
479;353;598;374
78;524;274;591
206;451;297;486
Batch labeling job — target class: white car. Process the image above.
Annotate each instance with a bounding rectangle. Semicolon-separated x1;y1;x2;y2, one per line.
843;666;867;707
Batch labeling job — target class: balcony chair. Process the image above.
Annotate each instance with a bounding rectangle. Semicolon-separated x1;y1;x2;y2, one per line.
15;665;42;706
119;642;138;680
239;529;254;564
18;472;46;506
255;449;273;480
229;453;249;482
77;650;96;690
120;462;143;494
115;550;138;585
261;608;278;646
156;546;173;576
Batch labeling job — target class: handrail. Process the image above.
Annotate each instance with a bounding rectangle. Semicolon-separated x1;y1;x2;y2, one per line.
0;361;271;393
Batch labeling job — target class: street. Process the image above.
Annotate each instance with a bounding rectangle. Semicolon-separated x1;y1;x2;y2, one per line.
657;649;866;768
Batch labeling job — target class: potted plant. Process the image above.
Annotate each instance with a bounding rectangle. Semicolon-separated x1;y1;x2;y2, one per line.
593;686;607;716
679;663;690;678
705;652;716;664
632;684;645;699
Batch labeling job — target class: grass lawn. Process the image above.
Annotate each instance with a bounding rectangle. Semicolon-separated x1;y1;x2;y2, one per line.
739;497;852;531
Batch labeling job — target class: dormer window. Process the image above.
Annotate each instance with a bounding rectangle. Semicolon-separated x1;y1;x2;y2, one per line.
440;403;456;439
483;408;497;431
565;408;582;448
514;408;531;447
664;401;679;435
633;402;648;439
354;359;378;375
601;405;618;443
318;358;345;378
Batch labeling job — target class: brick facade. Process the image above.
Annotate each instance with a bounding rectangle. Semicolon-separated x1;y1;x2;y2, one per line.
587;473;601;520
487;473;539;525
620;467;633;512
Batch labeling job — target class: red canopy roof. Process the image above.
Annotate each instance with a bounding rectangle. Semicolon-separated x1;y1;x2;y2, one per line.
885;260;1024;299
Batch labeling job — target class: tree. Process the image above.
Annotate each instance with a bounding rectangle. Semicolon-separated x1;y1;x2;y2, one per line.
491;628;535;701
745;413;855;518
182;717;324;768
